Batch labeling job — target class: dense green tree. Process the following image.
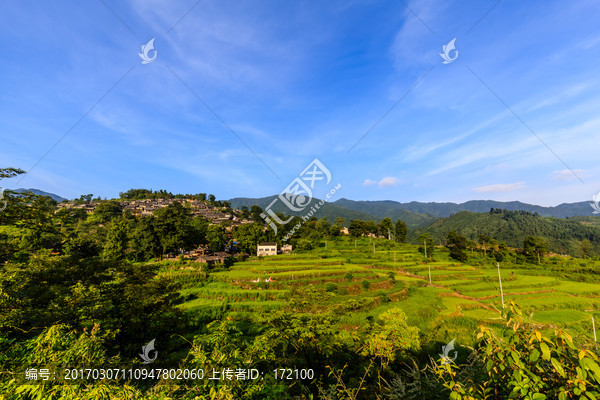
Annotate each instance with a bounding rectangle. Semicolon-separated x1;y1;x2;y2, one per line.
579;239;593;258
446;230;468;262
240;205;250;219
63;235;101;259
334;217;346;227
234;222;266;254
207;224;227;253
130;217;162;261
418;233;435;258
329;225;341;236
250;205;264;222
91;200;123;223
102;219;130;260
395;219;408;243
349;219;364;237
378;217;394;239
523;236;548;264
0;252;183;357
153;202;197;255
316;217;331;236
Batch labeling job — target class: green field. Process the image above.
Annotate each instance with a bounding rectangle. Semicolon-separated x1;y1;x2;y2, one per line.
167;236;600;344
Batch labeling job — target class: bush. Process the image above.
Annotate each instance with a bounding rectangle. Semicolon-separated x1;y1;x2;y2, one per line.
325;283;338;293
362;280;371;290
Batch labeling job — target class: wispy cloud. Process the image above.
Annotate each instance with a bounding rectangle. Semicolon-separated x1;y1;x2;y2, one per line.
379;176;401;187
364;177;402;187
552;169;588;181
473;182;525;193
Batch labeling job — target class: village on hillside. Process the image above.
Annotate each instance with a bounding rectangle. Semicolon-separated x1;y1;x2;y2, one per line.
57;198;297;264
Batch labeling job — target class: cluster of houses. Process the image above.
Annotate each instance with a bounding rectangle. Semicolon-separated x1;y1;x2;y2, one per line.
57;198;253;226
171;242;292;265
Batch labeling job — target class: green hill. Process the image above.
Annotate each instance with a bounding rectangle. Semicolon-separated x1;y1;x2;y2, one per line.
332;198;596;218
229;195;378;225
412;210;600;256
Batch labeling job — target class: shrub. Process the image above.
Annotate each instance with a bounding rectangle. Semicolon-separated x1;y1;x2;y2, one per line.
362;280;371;291
325;283;338;293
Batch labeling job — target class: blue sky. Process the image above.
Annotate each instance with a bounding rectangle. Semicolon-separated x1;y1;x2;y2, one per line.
1;0;600;206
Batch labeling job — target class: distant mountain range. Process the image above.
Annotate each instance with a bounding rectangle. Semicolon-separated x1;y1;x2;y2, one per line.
230;196;598;229
331;198;597;219
10;188;67;203
229;195;377;225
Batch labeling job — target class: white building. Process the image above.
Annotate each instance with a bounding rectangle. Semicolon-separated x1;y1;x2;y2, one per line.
257;242;277;256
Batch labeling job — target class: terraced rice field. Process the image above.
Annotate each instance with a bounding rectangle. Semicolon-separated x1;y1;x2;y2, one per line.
170;237;600;343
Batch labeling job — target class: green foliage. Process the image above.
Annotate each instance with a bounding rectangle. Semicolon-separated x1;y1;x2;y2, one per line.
414;210;600;257
447;230;468;262
395;219;408;243
418;233;435;258
325;283;338;293
435;302;600;399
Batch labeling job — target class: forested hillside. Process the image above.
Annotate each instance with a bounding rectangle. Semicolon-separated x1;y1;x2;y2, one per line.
333;198;596;218
229;195;377;225
413;209;600;256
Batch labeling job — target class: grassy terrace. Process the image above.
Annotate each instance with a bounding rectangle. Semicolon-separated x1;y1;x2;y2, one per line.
163;236;600;344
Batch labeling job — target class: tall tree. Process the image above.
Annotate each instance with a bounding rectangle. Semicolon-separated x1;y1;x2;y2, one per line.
447;230;468;262
378;217;394;239
153;202;197;255
250;205;264;222
334;217;346;227
102;219;130;260
523;236;548;264
131;217;162;261
418;233;435;258
395;219;408;243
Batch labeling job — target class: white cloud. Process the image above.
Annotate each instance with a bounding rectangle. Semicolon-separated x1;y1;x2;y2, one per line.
364;177;401;187
473;182;525;193
552;169;587;181
379;176;401;187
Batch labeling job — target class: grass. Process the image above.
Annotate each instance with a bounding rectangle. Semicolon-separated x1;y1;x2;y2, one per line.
169;236;600;343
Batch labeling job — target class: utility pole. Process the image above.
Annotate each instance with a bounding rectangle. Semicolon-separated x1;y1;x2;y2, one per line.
424;240;427;259
429;265;432;285
497;262;505;308
373;243;376;254
593;316;598;343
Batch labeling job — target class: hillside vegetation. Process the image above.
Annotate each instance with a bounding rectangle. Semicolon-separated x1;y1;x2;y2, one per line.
413;209;600;256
